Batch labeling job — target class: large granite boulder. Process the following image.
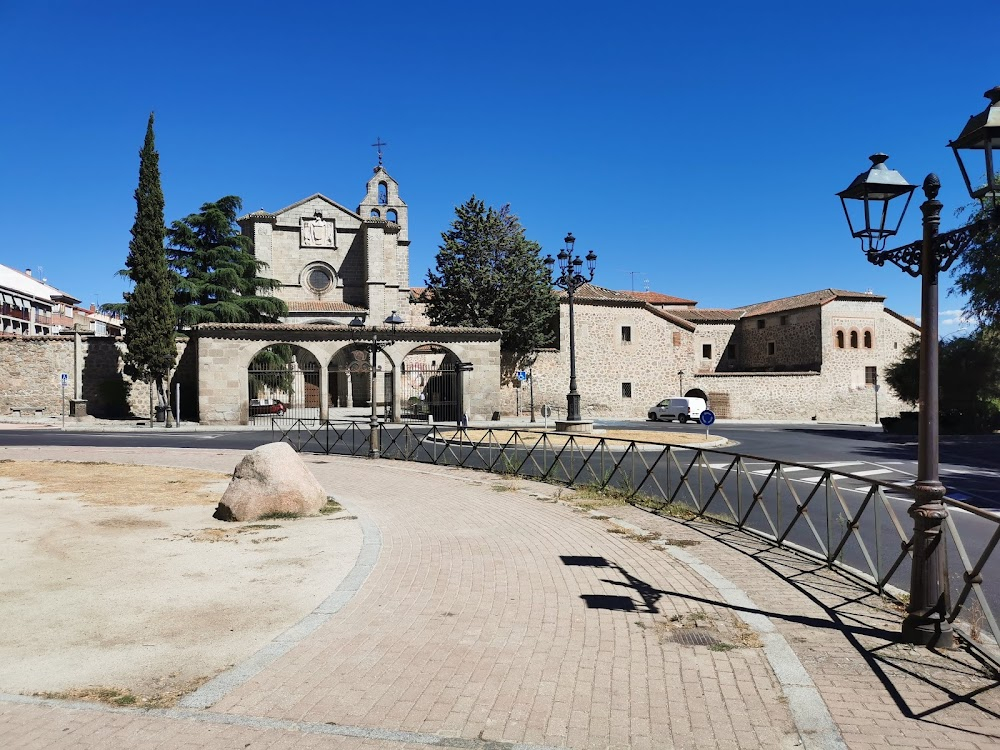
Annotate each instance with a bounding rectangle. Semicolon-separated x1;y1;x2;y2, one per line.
214;442;327;522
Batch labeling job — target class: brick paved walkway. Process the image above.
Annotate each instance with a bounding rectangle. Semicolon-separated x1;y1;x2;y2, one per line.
1;445;999;749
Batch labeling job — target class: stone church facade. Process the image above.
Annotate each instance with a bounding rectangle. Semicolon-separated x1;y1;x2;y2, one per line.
192;164;502;424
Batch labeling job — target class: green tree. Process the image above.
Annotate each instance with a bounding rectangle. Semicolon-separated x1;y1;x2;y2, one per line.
121;113;177;426
952;198;1000;328
165;196;287;327
885;330;1000;432
425;196;558;374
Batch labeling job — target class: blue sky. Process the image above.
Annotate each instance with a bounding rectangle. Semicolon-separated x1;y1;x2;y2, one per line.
1;1;994;335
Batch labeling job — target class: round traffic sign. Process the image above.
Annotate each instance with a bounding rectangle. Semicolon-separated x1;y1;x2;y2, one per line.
699;409;716;426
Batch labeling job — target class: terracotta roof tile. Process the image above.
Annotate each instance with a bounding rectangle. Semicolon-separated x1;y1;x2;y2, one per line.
286;301;366;313
622;291;697;306
739;289;885;316
670;308;746;322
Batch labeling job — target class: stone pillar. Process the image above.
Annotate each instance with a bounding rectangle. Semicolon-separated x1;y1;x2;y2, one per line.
319;363;329;422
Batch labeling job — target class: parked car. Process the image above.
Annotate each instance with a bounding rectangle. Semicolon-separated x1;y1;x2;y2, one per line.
647;397;707;424
250;399;287;416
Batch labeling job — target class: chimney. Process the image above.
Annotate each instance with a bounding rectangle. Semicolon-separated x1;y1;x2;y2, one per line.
24;269;31;277
89;304;96;312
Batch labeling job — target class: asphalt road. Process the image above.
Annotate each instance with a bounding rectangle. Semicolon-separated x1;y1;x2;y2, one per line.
2;418;997;507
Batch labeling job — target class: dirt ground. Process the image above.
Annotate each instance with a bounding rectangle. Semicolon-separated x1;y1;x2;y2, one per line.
0;460;362;707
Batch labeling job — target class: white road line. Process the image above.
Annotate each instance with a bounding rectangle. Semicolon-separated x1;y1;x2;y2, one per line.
851;469;895;477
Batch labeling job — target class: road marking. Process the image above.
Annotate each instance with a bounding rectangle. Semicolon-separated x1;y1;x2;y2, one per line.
851;469;895;477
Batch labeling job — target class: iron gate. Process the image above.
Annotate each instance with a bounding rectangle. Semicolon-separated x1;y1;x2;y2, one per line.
248;365;320;423
398;362;459;422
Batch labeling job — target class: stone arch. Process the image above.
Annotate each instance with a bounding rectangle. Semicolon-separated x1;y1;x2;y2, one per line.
327;342;397;417
378;182;388;205
247;343;322;420
850;329;859;349
386;209;398;223
399;344;462;422
684;387;709;404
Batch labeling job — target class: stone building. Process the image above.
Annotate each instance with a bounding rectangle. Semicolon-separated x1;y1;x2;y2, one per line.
1;158;920;426
189;162;502;424
492;286;918;423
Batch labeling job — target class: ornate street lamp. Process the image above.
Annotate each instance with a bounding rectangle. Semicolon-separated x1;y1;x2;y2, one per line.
677;370;684;395
836;87;998;647
349;311;404;458
949;86;1000;207
544;232;597;424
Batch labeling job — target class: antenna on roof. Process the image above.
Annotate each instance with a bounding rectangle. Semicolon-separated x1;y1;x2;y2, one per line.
643;278;650;293
627;271;643;292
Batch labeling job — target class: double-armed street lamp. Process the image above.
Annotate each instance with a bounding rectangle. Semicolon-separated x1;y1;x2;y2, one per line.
836;86;1000;647
349;310;404;458
544;233;597;423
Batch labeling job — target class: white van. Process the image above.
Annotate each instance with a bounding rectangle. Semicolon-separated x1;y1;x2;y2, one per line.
648;397;707;424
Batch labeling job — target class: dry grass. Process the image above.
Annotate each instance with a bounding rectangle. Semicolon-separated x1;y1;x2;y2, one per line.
38;676;210;709
0;460;228;507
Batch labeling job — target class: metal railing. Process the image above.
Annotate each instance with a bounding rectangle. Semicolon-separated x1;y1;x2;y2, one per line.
273;418;1000;666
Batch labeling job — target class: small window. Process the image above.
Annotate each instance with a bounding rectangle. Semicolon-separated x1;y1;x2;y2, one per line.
767;341;775;356
378;182;388;205
621;326;631;343
836;330;845;348
702;343;712;359
780;315;789;326
370;209;380;218
863;330;873;349
865;366;878;385
894;341;898;349
850;330;859;348
726;344;736;359
622;382;632;398
757;319;766;329
386;209;398;223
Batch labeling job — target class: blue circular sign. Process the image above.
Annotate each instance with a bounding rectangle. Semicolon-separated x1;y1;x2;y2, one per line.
699;409;716;426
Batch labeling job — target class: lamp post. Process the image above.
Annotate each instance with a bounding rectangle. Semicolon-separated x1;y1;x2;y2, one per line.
873;369;880;427
349;311;403;458
678;370;684;395
835;86;1000;648
544;233;597;424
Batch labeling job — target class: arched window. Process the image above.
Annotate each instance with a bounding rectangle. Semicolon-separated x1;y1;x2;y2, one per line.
835;330;845;348
370;209;380;218
378;182;388;205
863;330;873;349
850;330;859;348
386;209;398;223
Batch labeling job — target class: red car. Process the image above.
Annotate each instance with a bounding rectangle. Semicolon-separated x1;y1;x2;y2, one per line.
250;399;287;416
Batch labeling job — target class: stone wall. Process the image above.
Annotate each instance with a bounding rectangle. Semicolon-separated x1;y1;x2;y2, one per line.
195;324;502;425
0;335;191;420
499;301;695;419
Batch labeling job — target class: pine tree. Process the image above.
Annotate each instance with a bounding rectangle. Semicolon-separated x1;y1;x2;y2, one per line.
121;113;177;426
166;196;286;327
425;196;557;373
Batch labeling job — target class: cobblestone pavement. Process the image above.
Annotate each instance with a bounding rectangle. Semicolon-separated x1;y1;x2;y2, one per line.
1;445;999;749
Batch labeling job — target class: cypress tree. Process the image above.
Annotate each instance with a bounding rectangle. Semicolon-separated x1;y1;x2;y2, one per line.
122;113;177;426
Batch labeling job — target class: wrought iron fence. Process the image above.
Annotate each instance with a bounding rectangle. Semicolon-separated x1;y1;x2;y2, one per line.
273;418;1000;666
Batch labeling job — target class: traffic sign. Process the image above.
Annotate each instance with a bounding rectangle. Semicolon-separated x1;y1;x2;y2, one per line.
516;370;528;381
699;409;716;426
60;372;69;388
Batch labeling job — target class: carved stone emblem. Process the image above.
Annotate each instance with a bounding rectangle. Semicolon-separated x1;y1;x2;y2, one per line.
301;211;336;247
